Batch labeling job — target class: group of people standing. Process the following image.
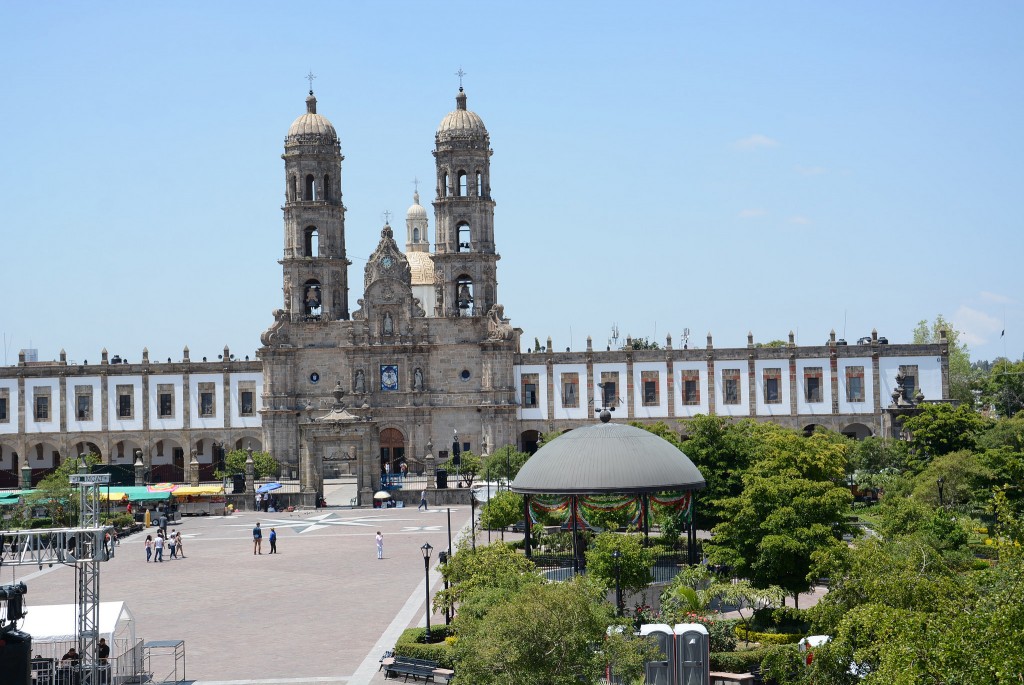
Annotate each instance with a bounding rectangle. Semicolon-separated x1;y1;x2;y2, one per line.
144;527;184;562
254;492;280;512
252;522;278;554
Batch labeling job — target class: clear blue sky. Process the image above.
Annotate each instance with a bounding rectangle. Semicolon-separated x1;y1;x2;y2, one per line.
2;2;1021;366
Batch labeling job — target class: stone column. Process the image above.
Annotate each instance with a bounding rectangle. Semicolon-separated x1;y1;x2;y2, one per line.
189;450;200;487
244;446;255;505
134;450;145;486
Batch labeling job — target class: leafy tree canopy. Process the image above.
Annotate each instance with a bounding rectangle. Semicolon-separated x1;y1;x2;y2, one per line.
481;445;531;482
899;402;991;461
584;531;654;595
706;426;853;604
479;490;523;531
677;415;764;529
981;358;1024;417
215;449;280;479
24;453;100;526
452;576;650;685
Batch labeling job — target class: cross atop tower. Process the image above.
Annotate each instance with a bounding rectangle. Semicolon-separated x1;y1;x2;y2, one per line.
455;67;466;90
382;210;392;225
412;177;420;194
306;70;317;94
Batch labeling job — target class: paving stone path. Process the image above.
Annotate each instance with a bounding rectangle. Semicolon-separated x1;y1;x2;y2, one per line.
17;501;471;684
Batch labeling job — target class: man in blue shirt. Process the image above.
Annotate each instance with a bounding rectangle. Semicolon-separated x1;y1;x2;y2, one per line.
253;522;262;555
269;528;278;554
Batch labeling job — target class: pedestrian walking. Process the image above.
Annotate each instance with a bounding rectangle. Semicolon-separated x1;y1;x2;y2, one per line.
253;522;263;554
376;531;384;559
145;535;153;562
269;528;277;554
168;529;178;559
158;513;168;538
154;534;164;562
175;531;185;558
418;489;428;511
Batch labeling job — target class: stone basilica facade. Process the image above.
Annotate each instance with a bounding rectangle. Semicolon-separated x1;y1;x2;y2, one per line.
0;87;949;504
260;88;520;506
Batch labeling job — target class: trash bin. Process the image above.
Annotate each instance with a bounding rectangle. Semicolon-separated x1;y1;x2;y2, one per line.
436;468;448;489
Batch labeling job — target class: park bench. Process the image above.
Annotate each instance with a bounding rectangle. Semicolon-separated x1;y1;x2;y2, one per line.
383;655;437;682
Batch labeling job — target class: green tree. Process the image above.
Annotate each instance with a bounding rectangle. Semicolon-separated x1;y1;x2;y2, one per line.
479;490;523;532
435;541;539;620
899;402;990;462
481;445;531;482
452;576;649;685
678;416;762;529
913;315;974;405
982;358;1024;417
453;451;482;487
584;531;654;595
911;449;993;510
628;336;660;350
706;427;853;606
215;449;280;479
24;453;100;526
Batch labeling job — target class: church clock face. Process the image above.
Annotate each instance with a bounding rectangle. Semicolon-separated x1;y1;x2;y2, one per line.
381;255;394;269
309;372;320;384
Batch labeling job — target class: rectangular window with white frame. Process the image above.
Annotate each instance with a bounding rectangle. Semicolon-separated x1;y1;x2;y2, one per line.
600;372;619;408
641;371;659;406
560;373;579;409
0;389;9;423
846;366;865;403
34;388;51;421
521;374;539;409
158;384;175;418
75;386;93;421
239;381;256;417
199;382;216;417
899;365;918;399
116;384;134;419
722;369;741;405
804;367;823;403
763;368;782;404
681;370;700;405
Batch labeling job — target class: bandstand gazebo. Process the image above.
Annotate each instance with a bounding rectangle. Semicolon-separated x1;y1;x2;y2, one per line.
511;414;706;568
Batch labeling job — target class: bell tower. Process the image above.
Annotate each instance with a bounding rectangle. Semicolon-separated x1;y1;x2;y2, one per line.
431;87;499;318
281;90;350;321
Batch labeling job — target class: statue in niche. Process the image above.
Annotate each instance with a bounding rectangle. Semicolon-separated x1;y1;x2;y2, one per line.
354;369;365;394
414;367;424;391
283;282;292;310
346;446;357;461
383;311;394;336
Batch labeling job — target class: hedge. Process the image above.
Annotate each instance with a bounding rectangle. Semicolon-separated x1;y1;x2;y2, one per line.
733;626;803;645
394;626;455;669
710;646;774;672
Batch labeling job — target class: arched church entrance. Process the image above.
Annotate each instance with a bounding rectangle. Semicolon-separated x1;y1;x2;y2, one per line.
380;428;405;481
520;430;540;455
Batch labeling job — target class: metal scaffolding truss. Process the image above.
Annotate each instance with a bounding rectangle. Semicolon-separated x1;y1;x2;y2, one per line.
0;475;112;685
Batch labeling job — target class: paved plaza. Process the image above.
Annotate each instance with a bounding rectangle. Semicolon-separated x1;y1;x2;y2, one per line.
15;490;472;684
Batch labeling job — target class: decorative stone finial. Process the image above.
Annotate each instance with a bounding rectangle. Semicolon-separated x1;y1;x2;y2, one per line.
586;336;593;352
788;331;795;345
747;331;754;346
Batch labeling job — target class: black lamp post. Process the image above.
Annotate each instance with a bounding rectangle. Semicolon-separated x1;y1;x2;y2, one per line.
937;477;945;507
421;542;433;640
612;549;623;617
438;550;450;625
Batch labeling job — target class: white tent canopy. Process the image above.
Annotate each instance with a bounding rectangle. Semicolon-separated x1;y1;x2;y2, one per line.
20;601;135;645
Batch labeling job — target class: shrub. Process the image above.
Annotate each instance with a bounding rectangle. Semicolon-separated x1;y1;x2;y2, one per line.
733;626;803;645
394;626;455;669
710;646;774;672
751;606;810;634
103;513;135;529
